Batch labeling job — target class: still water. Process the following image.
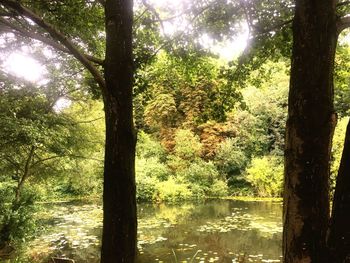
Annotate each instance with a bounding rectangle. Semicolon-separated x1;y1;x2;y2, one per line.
25;199;282;263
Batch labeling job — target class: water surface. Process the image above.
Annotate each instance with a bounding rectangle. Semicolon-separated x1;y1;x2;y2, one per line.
25;199;282;262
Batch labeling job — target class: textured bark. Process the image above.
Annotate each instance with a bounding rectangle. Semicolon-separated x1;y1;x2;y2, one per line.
328;120;350;263
283;1;337;262
15;146;35;202
100;0;137;262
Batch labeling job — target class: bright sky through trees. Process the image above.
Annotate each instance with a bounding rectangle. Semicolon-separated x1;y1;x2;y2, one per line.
3;52;45;82
2;0;250;82
147;0;249;60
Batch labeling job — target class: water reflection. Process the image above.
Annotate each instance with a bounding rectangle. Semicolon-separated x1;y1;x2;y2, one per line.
24;199;282;263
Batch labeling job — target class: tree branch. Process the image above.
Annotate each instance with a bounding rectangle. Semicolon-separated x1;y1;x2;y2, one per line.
96;0;105;7
1;0;106;94
337;1;350;7
0;11;14;16
32;154;103;166
337;16;350;34
240;0;253;36
32;155;63;166
1;155;21;170
15;145;35;202
75;117;104;124
254;19;293;36
142;0;165;33
0;17;104;65
143;2;215;62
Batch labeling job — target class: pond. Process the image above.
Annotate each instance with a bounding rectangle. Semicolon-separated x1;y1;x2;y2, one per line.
21;199;282;263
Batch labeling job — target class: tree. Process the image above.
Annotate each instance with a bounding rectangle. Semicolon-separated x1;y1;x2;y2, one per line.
101;1;136;262
0;82;104;247
284;1;350;262
0;0;136;262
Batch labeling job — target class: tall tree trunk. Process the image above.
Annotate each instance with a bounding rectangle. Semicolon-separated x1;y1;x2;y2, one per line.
328;119;350;263
100;0;137;263
283;1;337;262
15;145;35;202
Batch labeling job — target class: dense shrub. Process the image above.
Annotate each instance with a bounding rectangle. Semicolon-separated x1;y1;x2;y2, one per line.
136;157;171;181
136;175;158;201
154;178;192;202
227;176;255;196
136;131;166;160
245;155;283;197
135;157;171;201
181;160;218;188
0;182;37;247
209;180;229;197
174;129;202;160
215;138;248;177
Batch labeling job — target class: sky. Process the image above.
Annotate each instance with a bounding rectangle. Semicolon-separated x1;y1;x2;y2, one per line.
145;0;249;60
4;0;348;84
3;52;45;83
3;0;249;83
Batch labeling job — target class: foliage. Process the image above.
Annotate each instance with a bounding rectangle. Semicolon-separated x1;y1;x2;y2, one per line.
215;138;248;177
136;157;170;182
144;94;178;130
135;128;228;202
136;174;158;202
334;43;350;116
245;156;284;197
174;129;202;160
330;117;349;193
197;121;235;159
138;51;241;133
51;101;104;197
241;61;289;155
209;180;229;197
134;58;291;201
0;182;37;247
0;87;104;246
154;178;192;203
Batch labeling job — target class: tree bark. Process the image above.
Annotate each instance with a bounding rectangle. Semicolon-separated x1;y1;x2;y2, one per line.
328;119;350;263
15;145;35;203
100;0;137;263
283;1;337;262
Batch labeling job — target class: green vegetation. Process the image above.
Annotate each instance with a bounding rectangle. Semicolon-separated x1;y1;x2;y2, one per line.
1;0;350;261
1;38;350;253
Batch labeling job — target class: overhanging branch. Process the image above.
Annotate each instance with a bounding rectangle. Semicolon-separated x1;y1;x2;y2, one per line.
337;1;350;7
1;0;106;94
96;0;105;7
142;0;165;33
0;17;104;65
337;16;350;34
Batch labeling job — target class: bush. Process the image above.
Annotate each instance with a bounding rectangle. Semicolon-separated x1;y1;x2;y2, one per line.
245;155;283;197
188;184;206;199
136;131;166;160
174;129;202;160
181;159;218;187
209;180;229;197
136;157;171;182
136;175;158;202
135;130;230;201
0;182;37;247
154;178;192;202
227;176;255;196
214;138;248;177
177;159;228;197
135;156;172;201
